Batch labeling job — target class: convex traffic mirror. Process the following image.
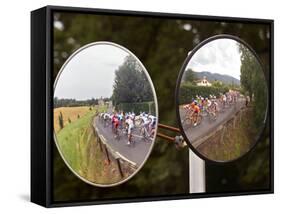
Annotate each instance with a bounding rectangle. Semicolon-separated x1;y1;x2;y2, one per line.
176;35;268;163
54;42;158;186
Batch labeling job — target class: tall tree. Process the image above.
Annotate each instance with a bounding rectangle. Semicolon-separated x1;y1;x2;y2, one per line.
112;55;153;105
183;68;197;83
239;44;267;127
240;44;255;101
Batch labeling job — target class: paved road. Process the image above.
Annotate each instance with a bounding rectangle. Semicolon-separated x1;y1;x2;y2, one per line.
180;97;245;147
93;117;152;167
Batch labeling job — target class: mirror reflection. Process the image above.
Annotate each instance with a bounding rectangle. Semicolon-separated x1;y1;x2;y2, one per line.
178;38;267;162
54;42;158;186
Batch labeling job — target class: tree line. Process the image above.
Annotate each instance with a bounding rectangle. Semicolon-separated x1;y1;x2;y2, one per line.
239;44;267;128
54;97;110;108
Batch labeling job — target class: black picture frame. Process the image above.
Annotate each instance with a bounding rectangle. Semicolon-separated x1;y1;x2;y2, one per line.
31;5;274;207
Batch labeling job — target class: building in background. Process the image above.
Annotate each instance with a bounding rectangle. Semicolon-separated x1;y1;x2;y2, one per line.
196;76;212;86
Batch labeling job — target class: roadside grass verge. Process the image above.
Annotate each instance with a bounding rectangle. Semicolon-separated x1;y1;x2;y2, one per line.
198;108;258;161
55;105;127;184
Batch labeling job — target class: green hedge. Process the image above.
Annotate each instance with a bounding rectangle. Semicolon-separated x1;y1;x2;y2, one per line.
117;102;156;115
179;84;229;105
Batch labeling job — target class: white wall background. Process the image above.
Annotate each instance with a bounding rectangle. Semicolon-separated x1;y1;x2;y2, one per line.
0;0;279;212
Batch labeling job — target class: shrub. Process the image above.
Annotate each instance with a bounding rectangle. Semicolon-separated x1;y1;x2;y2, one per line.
58;112;64;130
179;83;229;105
116;102;156;115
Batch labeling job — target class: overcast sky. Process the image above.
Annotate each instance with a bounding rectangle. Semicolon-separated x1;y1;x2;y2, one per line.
186;38;242;80
54;44;128;100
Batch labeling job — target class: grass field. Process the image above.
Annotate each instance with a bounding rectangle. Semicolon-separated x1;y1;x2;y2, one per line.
54;105;129;184
197;108;256;161
54;106;93;133
55;109;95;172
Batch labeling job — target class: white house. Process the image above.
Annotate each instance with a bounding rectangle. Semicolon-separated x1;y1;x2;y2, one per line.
196;76;212;86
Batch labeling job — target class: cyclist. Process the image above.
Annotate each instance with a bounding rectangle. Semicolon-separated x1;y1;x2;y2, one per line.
118;112;124;129
202;97;209;114
142;114;151;131
125;115;134;145
222;94;227;107
208;97;218;119
199;97;204;111
113;114;119;138
148;115;157;137
183;103;190;110
191;101;200;126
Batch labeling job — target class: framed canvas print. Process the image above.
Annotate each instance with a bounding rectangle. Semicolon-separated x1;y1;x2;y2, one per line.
31;5;274;207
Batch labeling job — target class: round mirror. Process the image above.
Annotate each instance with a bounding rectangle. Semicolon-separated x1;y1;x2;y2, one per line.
54;42;158;186
176;35;268;163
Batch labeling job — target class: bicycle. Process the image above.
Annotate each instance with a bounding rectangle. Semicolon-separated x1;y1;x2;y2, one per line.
126;127;135;147
114;126;121;141
207;109;217;122
181;108;193;124
185;113;203;128
140;125;153;143
126;138;135;147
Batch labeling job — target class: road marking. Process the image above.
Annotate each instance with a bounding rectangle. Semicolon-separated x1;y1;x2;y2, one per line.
100;135;107;144
131;134;143;139
94;119;138;165
115;152;137;167
131;134;153;141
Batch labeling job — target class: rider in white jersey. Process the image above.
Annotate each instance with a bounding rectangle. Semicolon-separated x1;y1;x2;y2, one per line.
126;116;134;145
148;115;157;135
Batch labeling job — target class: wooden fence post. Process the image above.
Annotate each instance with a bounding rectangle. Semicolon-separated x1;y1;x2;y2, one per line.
104;145;111;164
220;126;226;144
116;158;124;178
98;138;103;152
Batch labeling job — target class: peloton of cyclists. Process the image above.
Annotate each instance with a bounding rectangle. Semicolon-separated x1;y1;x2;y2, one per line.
99;110;157;145
183;90;241;128
183;95;218;127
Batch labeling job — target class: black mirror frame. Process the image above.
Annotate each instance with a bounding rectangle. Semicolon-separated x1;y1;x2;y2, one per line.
175;34;269;164
53;41;159;187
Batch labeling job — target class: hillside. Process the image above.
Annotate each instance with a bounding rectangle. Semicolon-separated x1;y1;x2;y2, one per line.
195;71;240;85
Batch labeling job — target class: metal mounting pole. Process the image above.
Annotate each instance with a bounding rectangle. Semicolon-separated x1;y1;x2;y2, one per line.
189;149;206;193
185;49;206;193
156;123;206;193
